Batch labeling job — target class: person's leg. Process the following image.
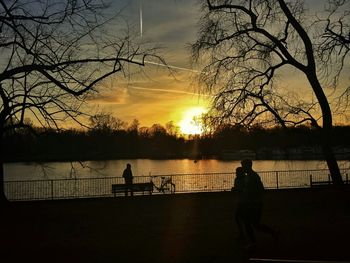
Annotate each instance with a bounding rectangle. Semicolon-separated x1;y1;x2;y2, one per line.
244;221;256;250
235;205;245;238
255;223;277;237
252;203;278;240
244;209;256;245
235;214;245;238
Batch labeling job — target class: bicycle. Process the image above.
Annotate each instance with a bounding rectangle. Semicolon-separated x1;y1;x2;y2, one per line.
150;175;176;194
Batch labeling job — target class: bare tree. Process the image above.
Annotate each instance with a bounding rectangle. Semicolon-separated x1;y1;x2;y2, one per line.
317;0;350;113
165;121;179;136
0;0;161;202
127;118;140;133
318;0;350;74
89;112;127;133
192;0;350;185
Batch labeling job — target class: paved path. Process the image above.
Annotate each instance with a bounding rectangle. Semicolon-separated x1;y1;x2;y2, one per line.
1;188;349;262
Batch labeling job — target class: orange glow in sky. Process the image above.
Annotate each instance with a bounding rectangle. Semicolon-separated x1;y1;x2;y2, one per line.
90;0;208;130
179;107;208;135
79;0;350;129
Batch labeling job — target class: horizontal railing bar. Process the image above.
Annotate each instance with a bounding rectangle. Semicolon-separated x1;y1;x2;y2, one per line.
4;177;120;183
5;168;349;183
4;168;350;201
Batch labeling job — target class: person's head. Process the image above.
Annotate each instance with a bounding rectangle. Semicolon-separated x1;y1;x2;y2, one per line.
241;159;253;172
236;167;245;178
126;163;131;169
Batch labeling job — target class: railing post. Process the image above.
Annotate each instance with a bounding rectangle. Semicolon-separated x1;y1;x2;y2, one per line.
309;174;313;188
276;171;279;189
51;180;54;200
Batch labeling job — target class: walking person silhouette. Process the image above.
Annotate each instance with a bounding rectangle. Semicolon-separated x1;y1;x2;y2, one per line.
240;159;277;248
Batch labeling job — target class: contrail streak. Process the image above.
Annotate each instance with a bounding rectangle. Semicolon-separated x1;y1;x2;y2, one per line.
139;0;143;37
144;60;201;73
123;57;201;74
129;85;212;97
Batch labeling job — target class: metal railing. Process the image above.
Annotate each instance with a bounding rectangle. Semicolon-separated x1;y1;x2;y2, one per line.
4;168;350;201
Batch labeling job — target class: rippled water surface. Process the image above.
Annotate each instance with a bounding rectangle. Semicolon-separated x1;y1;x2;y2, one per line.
5;159;350;181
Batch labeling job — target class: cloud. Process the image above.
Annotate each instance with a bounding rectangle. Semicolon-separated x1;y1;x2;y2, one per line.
112;0;199;62
86;87;130;105
99;0;350;127
106;93;209;127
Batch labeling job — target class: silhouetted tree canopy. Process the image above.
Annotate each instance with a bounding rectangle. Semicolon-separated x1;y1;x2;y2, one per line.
4;119;350;162
0;0;162;202
192;0;350;185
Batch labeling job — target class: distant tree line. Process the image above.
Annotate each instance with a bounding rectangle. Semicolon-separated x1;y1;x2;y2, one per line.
4;114;350;162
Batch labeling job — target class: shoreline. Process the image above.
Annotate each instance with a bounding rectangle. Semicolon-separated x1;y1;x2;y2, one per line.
4;155;350;164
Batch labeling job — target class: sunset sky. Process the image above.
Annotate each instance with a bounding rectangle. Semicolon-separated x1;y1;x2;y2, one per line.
86;0;349;130
86;0;208;130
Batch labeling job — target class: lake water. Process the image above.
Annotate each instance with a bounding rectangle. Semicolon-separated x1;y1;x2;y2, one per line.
4;159;350;200
5;159;350;181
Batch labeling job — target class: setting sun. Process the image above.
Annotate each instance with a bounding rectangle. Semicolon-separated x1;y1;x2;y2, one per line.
179;107;207;135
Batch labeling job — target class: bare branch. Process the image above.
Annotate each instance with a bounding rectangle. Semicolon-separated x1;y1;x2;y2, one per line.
0;0;163;134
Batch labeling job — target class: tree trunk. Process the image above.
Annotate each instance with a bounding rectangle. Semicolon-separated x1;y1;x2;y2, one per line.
0;130;9;205
306;72;343;185
320;132;344;186
280;0;345;186
0;162;7;204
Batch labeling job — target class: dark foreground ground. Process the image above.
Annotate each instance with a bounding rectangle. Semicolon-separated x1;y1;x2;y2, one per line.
1;188;350;263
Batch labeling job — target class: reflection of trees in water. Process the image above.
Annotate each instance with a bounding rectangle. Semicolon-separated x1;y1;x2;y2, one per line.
5;160;350;181
35;163;55;180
